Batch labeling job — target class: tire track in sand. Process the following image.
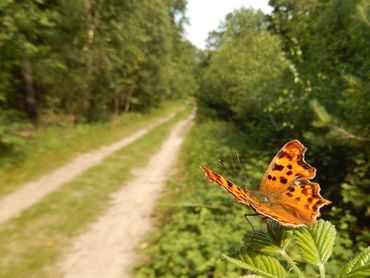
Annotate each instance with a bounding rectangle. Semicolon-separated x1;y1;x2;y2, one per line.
0;112;176;225
59;112;194;278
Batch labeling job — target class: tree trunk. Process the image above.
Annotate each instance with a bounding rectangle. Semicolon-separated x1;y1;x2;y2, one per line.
21;56;38;123
114;95;121;115
123;91;133;113
83;0;94;117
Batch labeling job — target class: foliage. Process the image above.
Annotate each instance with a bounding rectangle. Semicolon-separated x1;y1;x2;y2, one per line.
337;247;370;278
196;0;369;259
136;118;368;276
136;120;266;277
266;0;370;254
197;9;289;135
224;220;370;278
0;110;26;152
0;0;196;122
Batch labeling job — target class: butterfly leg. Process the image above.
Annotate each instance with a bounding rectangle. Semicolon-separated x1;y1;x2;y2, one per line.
244;213;259;231
263;217;279;238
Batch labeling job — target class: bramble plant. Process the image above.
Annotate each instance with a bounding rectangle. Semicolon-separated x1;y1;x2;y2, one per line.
222;220;370;277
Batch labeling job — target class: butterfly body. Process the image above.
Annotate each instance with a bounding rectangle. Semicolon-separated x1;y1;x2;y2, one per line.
200;139;331;227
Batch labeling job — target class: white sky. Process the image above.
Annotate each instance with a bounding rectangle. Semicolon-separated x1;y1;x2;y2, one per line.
185;0;272;49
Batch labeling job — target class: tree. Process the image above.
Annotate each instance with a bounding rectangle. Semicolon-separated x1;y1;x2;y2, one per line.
197;9;288;134
0;0;196;123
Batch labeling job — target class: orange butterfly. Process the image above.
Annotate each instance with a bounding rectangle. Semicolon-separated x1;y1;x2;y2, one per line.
200;139;331;227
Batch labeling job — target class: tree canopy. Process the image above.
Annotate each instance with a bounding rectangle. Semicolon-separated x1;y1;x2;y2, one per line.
0;0;196;123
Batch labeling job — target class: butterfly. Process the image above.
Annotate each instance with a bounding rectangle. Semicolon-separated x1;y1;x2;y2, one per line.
200;139;331;227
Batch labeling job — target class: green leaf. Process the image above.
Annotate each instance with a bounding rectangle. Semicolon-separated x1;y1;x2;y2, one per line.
244;219;293;253
294;220;336;265
337;247;370;278
222;251;286;278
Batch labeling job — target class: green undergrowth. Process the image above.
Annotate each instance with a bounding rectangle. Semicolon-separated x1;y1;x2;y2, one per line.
224;219;370;278
136;119;272;277
0;101;182;197
135;119;359;277
0;107;191;278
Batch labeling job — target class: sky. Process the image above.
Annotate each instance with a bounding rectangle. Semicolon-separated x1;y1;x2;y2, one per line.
184;0;272;49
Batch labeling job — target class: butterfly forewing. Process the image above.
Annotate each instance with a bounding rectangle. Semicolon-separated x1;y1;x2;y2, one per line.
259;140;316;195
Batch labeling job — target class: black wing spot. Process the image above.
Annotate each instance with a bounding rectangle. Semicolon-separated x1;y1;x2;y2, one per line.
286;192;293;197
268;175;272;180
280;177;288;184
313;200;324;211
287;164;293;169
288;186;295;192
213;175;220;183
297;156;311;169
279;151;293;161
286;170;293;175
272;163;284;171
226;180;233;188
277;151;288;158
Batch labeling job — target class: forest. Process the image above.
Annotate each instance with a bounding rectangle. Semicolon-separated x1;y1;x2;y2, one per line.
0;0;369;277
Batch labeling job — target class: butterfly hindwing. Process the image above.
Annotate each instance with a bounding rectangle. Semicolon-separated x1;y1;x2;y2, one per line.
252;179;330;227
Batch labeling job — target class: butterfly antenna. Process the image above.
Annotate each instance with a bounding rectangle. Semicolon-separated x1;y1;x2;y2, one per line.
218;158;237;178
236;153;248;183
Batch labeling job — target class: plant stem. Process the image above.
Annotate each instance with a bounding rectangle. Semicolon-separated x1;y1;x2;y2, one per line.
280;249;306;278
319;263;325;278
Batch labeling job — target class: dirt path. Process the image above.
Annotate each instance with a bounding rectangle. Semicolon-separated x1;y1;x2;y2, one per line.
58;112;194;278
0;112;176;224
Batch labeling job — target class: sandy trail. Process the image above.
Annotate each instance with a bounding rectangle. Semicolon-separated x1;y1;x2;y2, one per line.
59;112;194;278
0;113;176;225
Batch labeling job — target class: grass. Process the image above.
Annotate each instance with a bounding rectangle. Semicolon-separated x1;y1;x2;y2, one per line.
0;101;183;197
0;107;192;278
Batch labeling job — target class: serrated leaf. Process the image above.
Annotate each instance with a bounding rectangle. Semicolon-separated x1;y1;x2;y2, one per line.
294;220;336;265
241;251;286;278
244;220;293;253
222;252;286;278
337;247;370;278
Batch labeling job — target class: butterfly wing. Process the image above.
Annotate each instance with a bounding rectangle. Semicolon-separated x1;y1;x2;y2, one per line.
256;139;330;226
200;140;331;227
200;165;252;205
248;180;330;227
259;139;316;194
